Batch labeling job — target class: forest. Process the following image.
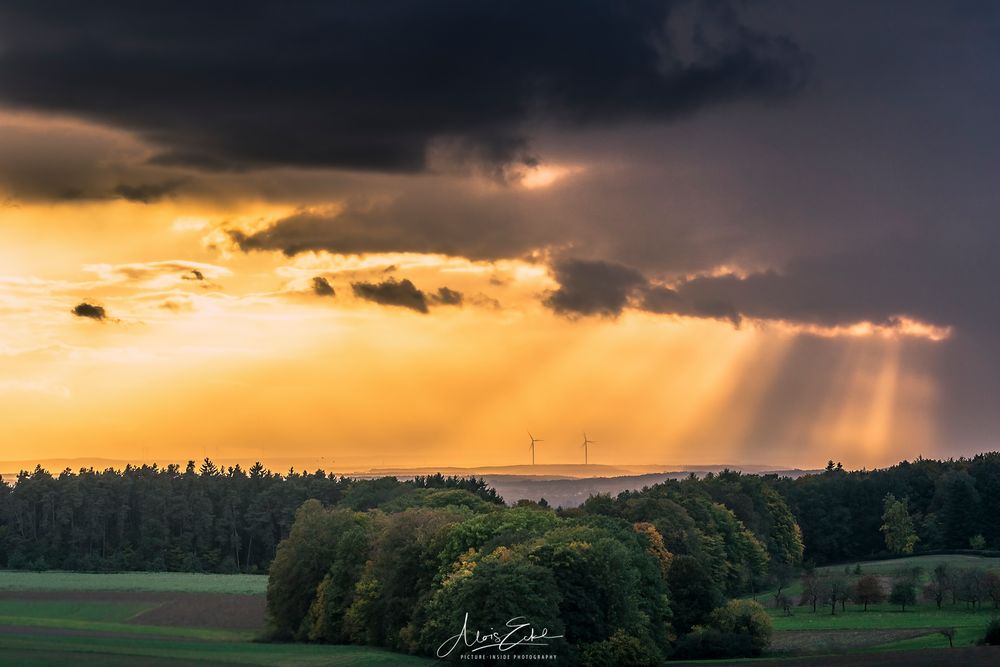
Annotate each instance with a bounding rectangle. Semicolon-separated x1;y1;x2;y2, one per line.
4;454;1000;661
0;460;500;572
767;453;1000;564
264;473;792;663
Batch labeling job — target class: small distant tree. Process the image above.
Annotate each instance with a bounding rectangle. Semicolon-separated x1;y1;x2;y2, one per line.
836;579;851;612
775;593;793;616
940;627;956;648
923;579;948;609
924;564;952;609
853;575;885;611
853;563;862;575
890;579;917;612
955;567;987;610
821;577;850;615
984;571;1000;609
799;572;821;613
770;563;794;610
881;494;919;554
970;534;986;551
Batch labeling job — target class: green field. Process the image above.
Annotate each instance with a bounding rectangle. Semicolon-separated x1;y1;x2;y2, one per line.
0;570;268;594
0;571;434;666
4;560;999;664
761;554;1000;657
816;553;1000;577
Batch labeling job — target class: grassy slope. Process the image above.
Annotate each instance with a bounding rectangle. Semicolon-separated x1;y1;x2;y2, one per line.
0;571;434;666
817;554;1000;576
0;635;434;667
764;554;1000;604
0;570;267;594
762;554;1000;655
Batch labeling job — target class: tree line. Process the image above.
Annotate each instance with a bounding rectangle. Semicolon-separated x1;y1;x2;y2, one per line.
765;453;1000;565
0;460;501;572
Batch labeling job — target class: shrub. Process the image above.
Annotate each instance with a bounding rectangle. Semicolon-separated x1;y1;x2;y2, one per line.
980;619;1000;646
707;599;773;656
673;627;753;660
580;630;661;667
674;599;773;659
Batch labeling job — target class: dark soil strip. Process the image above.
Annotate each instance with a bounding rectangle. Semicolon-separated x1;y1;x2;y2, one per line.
128;594;266;631
770;629;932;654
741;646;1000;666
0;647;237;666
0;623;211;643
0;591;266;631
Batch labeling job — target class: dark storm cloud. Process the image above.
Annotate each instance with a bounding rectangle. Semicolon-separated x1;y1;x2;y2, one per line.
0;1;807;172
112;180;184;204
312;276;335;297
351;278;428;314
641;285;743;327
71;302;106;321
549;236;998;335
668;239;998;334
431;287;463;306
543;259;647;318
229;191;556;260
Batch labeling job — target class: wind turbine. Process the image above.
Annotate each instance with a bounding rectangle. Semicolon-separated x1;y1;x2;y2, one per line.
528;432;544;465
582;432;598;465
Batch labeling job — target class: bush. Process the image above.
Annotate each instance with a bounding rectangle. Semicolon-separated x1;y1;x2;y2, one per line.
673;627;753;660
674;599;773;659
708;599;773;656
980;619;1000;646
580;630;661;666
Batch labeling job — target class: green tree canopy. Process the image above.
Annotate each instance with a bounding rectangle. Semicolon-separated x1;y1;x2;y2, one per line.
880;493;918;554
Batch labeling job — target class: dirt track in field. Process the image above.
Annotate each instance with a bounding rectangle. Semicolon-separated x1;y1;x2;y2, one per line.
0;623;208;643
0;590;266;631
745;646;1000;666
770;628;933;653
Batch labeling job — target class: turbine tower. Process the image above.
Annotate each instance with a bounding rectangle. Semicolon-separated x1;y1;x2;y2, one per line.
582;432;597;465
528;432;543;465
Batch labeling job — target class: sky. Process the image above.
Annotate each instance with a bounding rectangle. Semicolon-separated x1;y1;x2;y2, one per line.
1;1;998;470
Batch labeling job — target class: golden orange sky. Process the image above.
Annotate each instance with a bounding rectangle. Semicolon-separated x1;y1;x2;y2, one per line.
0;111;959;473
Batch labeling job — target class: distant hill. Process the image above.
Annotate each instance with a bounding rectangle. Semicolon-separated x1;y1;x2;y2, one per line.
478;469;821;508
348;462;813;480
0;457;819;497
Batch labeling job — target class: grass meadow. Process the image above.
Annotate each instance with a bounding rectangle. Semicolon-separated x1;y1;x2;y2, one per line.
760;554;1000;656
2;558;1000;664
0;570;268;594
0;570;433;666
